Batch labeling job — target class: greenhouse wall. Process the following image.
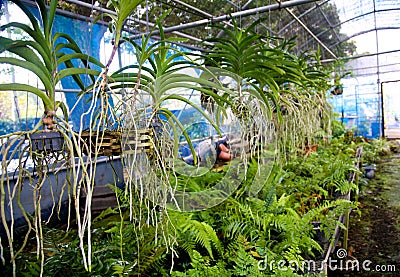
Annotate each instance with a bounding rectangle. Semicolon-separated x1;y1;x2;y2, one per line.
330;52;400;139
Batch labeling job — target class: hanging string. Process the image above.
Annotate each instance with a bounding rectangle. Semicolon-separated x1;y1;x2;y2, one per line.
35;78;40;129
239;0;242;29
145;0;149;33
256;0;259;33
207;18;212;38
268;0;271;37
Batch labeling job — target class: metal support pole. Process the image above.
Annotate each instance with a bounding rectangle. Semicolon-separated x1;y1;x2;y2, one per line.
380;81;385;138
170;0;214;18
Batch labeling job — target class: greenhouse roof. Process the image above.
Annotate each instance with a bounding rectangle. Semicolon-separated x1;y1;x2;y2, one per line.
13;0;395;62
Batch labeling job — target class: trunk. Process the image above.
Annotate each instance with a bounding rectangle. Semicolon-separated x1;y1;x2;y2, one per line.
42;110;56;130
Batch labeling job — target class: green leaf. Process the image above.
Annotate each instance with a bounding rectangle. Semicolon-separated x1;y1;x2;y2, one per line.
0;38;51;79
11;0;42;34
0;56;52;94
159;108;198;165
56;67;101;83
0;83;52;110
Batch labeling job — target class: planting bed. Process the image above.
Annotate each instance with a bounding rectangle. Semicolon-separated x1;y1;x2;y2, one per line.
345;152;400;276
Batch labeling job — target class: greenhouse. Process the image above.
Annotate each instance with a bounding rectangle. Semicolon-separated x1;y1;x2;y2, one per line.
0;0;399;276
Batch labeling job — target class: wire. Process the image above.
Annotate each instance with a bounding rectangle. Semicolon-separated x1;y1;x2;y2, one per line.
158;0;210;19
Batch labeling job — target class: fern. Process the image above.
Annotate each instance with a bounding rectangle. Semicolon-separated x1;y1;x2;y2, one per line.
223;221;251;240
181;219;223;259
171;250;230;277
134;246;167;275
232;248;263;277
264;184;276;212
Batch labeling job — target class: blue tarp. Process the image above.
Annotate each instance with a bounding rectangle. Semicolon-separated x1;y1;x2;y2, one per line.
328;80;382;138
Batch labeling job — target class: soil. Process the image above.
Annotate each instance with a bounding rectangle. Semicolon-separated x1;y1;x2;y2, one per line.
331;151;400;276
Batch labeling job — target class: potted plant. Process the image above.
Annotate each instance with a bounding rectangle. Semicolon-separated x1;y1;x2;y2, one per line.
0;0;108;273
0;0;101;153
331;83;343;96
202;18;333;160
71;8;233;271
330;61;352;96
95;11;232;162
75;0;147;157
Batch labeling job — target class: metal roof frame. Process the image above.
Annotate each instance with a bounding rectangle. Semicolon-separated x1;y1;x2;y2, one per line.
13;0;400;63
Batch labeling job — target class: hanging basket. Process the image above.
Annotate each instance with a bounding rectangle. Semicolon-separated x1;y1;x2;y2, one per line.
331;85;343;96
123;128;154;154
30;131;64;152
80;130;122;156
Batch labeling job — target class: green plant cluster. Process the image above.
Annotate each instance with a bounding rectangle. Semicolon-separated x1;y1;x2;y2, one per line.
278;143;359;214
0;1;367;276
3;140;361;276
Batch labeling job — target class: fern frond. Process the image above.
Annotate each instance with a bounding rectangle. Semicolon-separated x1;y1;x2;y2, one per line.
181;219;223;259
136;246;167;275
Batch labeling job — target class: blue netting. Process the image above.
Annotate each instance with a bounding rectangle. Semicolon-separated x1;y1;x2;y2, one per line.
329;78;383;138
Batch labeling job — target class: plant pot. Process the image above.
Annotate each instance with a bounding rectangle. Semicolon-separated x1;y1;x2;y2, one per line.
363;164;376;179
80;130;122;156
311;221;330;253
299;143;318;155
331;85;343;96
30;131;64;152
308;143;318;152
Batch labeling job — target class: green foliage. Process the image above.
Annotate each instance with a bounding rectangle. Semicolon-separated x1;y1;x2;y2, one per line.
171;169;224;192
331;117;346;138
171;212;223;260
171;250;229;277
102;17;232;163
278;141;360;214
316;199;358;243
0;5;361;277
231;249;263;277
7;140;360;276
168;145;359;274
362;138;392;164
0;0;102;128
202;18;332;138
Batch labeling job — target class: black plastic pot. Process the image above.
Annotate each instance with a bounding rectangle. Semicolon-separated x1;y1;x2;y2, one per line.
30;131;64;152
331;85;344;96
